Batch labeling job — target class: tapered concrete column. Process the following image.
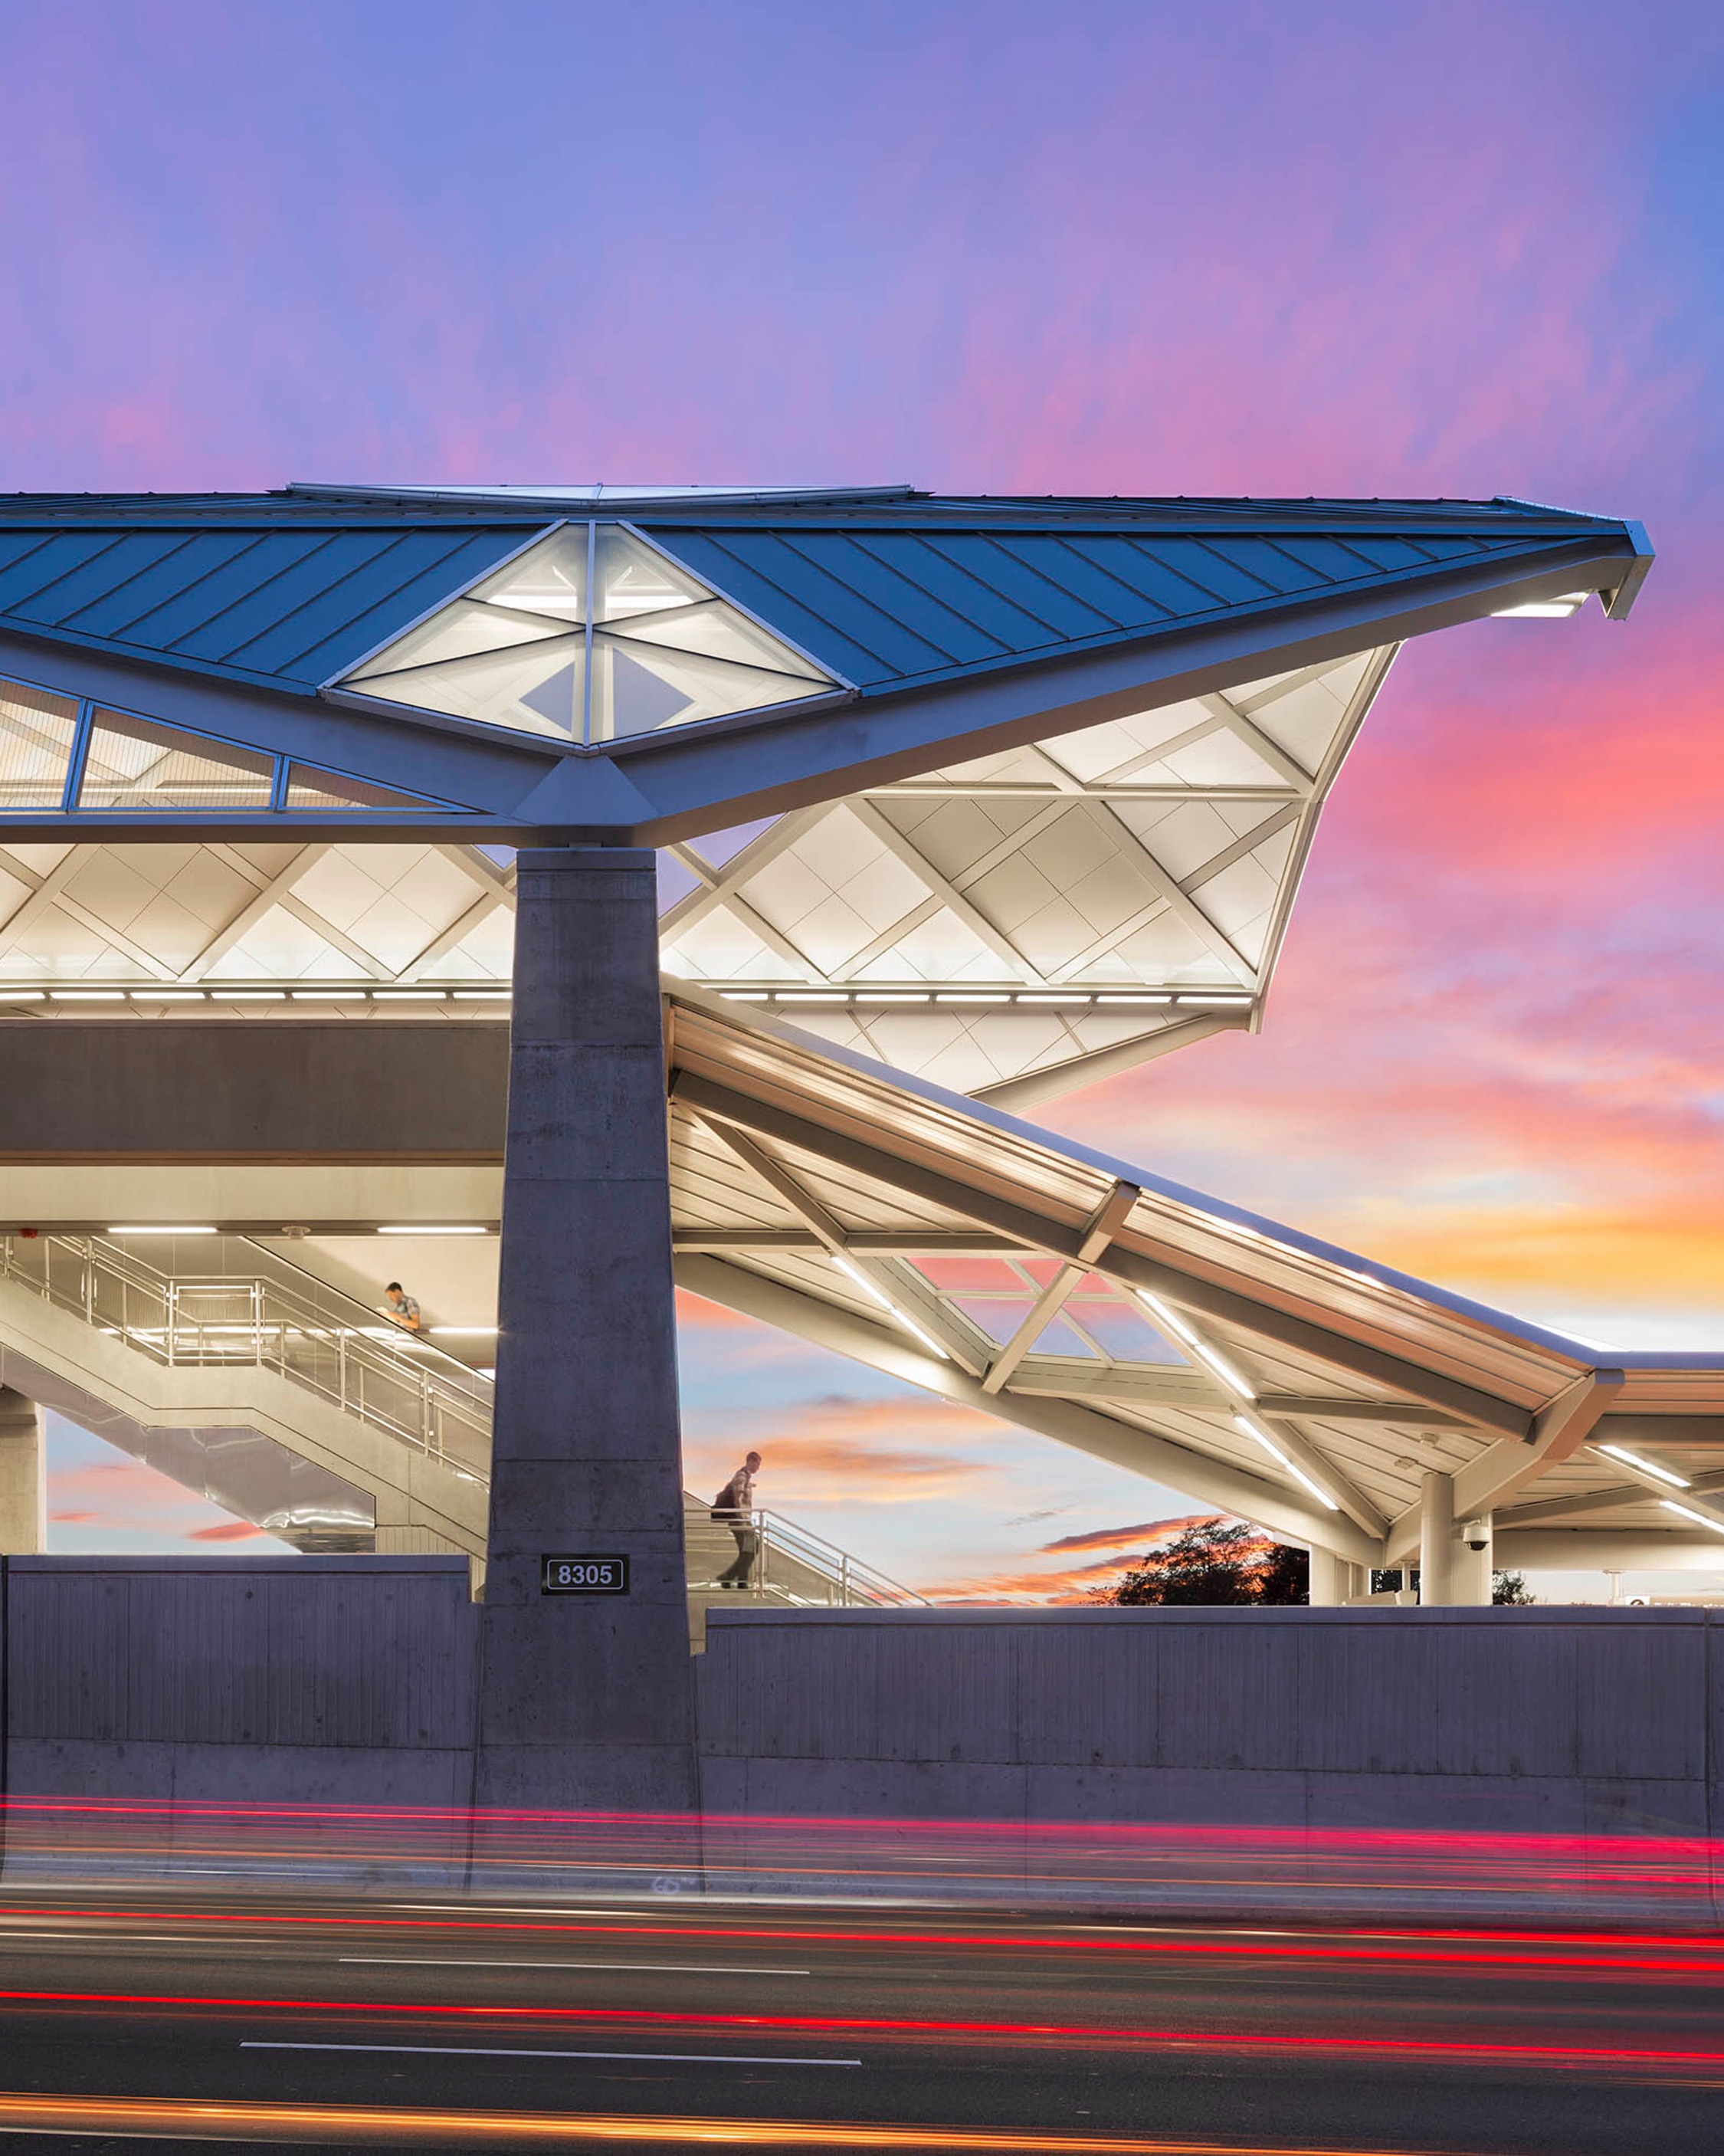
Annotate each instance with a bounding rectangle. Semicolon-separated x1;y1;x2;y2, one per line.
474;847;697;1813
1307;1550;1363;1605
0;1387;47;1553
1418;1469;1457;1606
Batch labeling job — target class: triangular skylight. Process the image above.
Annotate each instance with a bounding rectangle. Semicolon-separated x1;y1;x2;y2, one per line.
343;523;834;745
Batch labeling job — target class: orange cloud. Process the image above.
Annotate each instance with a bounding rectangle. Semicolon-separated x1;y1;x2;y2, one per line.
185;1521;265;1543
1042;1514;1218;1554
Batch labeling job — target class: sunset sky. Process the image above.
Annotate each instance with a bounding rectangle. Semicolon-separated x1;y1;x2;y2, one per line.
5;1;1720;1596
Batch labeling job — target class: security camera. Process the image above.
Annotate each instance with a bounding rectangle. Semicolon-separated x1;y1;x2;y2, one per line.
1461;1517;1489;1551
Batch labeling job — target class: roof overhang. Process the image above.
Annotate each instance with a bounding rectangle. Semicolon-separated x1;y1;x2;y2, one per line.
0;516;1650;845
658;988;1724;1564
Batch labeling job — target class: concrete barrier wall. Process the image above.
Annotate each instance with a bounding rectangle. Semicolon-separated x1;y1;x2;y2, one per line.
2;1554;479;1804
695;1605;1719;1837
2;1564;1718;1839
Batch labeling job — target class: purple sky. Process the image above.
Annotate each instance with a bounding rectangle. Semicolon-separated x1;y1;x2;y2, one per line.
5;2;1722;1595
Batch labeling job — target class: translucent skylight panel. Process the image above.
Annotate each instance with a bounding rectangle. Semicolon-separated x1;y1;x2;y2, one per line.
609;599;827;680
284;765;436;810
589;637;821;741
471;528;589;622
0;678;79;809
348;599;566;678
592;527;706;619
352;638;588;742
80;713;274;810
339;521;834;743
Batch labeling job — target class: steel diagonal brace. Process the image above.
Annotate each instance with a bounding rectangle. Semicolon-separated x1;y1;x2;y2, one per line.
980;1181;1139;1396
676;1252;1379;1566
688;1107;988;1374
670;1068;1532;1438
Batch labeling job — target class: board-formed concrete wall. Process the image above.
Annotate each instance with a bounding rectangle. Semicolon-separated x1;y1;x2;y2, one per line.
695;1605;1720;1839
1;1554;479;1805
2;1563;1719;1843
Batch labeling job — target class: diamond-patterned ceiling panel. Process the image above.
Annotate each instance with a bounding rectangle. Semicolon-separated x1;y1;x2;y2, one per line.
0;643;1392;1102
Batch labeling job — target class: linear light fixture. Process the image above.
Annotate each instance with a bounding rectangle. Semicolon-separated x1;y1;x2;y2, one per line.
430;1325;499;1337
1190;1341;1254;1397
375;1224;487;1236
1661;1499;1724;1537
51;989;125;1000
1595;1442;1690;1490
1493;592;1590;619
107;1225;218;1236
830;1252;949;1360
1135;1288;1196;1344
1136;1288;1254;1395
1234;1413;1341;1511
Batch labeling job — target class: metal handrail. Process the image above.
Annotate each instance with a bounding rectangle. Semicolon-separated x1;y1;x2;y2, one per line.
683;1497;926;1607
753;1505;927;1606
0;1233;923;1604
0;1233;491;1478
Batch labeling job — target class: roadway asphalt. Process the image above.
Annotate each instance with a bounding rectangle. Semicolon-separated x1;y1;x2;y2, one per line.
0;1884;1717;2152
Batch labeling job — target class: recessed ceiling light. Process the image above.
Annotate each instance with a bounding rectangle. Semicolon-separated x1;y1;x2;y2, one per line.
375;1224;487;1236
108;1225;218;1236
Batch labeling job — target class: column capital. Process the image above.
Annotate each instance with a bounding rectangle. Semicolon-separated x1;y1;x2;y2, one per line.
517;845;657;875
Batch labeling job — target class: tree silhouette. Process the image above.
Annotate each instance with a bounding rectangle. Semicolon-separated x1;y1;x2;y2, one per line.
1109;1518;1308;1606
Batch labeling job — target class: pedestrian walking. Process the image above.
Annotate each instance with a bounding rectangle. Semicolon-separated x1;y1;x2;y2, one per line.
711;1450;762;1589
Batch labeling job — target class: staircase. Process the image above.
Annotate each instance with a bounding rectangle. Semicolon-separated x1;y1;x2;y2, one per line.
0;1235;924;1616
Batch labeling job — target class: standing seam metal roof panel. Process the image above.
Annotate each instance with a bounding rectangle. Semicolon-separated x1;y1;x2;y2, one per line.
0;525;539;692
654;524;1564;691
0;499;1642;704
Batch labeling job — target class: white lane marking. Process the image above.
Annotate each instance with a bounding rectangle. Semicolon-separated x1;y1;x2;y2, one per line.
242;2042;860;2066
338;1955;811;1975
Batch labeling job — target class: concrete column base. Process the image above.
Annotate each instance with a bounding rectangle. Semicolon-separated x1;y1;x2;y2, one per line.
0;1386;46;1553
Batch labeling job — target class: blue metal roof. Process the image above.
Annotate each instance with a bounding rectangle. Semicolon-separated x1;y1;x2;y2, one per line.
0;523;529;693
652;520;1624;693
0;489;1646;705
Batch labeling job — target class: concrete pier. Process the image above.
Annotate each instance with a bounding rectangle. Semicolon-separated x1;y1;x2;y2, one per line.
474;847;698;1811
0;1387;44;1554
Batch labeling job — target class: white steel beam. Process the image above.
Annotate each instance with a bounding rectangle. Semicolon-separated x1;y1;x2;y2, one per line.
670;1066;1537;1437
1199;691;1316;792
973;1015;1241;1111
675;1252;1378;1564
978;1180;1138;1396
845;796;1047;982
177;844;329;980
1385;1369;1624;1561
